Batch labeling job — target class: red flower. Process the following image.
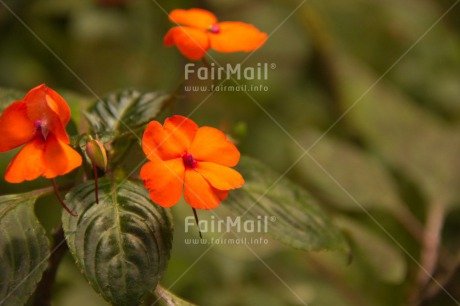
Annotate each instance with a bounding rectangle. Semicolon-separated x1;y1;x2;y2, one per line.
140;115;244;209
164;8;267;60
0;84;82;183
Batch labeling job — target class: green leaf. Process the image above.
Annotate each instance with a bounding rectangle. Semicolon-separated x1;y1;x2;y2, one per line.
292;129;402;212
62;179;173;306
59;89;93;127
144;285;196;306
0;87;25;112
337;58;460;207
225;156;347;252
85;89;172;135
0;192;50;306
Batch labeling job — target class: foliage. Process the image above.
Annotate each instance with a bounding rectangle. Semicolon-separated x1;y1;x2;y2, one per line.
1;0;460;305
62;179;173;306
0;85;347;305
0;191;50;306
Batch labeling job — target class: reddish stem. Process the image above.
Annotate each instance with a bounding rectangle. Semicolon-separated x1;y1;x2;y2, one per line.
51;178;77;216
192;208;203;238
93;164;99;204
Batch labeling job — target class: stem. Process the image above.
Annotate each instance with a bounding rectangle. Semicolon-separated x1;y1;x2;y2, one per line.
394;206;424;243
32;226;68;306
423;249;460;301
93;164;99;204
202;57;218;92
51;179;77;217
296;4;343;119
408;201;445;305
192;208;203;238
202;56;211;70
153;285;174;305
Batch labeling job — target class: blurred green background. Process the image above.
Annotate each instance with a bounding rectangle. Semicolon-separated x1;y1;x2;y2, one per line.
1;0;460;305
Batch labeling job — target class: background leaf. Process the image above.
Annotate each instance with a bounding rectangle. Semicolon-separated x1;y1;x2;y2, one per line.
225;156;347;252
291;129;403;212
337;58;460;208
0;192;50;306
59;90;93;128
62;179;173;306
0;87;25;112
85;89;172;135
337;217;406;284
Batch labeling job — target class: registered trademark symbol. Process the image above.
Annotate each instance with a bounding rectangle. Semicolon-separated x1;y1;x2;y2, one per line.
270;216;276;222
270;63;276;69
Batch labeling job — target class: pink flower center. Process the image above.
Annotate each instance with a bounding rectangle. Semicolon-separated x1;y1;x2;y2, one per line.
209;24;220;34
34;119;49;140
182;153;197;169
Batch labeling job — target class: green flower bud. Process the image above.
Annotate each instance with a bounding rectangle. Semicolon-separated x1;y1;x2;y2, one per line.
85;139;108;172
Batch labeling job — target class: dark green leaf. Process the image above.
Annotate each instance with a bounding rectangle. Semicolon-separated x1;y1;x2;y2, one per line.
225;156;347;252
62;179;173;306
85;89;172;135
0;192;50;306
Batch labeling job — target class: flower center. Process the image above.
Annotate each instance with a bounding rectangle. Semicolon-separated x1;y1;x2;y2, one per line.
34;119;49;140
182;153;197;169
208;24;220;34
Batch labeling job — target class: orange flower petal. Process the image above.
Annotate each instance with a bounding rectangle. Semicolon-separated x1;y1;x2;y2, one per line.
216;189;229;201
189;126;240;167
196;162;244;190
142;115;198;161
163;28;176;46
42;134;82;178
140;158;185;208
4;138;45;183
0;101;35;152
169;8;217;29
209;22;267;53
164;27;210;60
164;115;197;148
24;84;70;143
45;86;71;126
183;170;222;209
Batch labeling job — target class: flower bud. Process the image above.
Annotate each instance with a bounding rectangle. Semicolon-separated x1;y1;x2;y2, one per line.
85;139;108;172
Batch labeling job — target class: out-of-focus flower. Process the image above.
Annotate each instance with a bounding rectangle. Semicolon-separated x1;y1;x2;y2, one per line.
141;115;244;209
164;8;267;60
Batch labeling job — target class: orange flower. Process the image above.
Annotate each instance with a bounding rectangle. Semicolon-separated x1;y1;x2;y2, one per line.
164;8;267;60
140;115;244;209
0;84;82;183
